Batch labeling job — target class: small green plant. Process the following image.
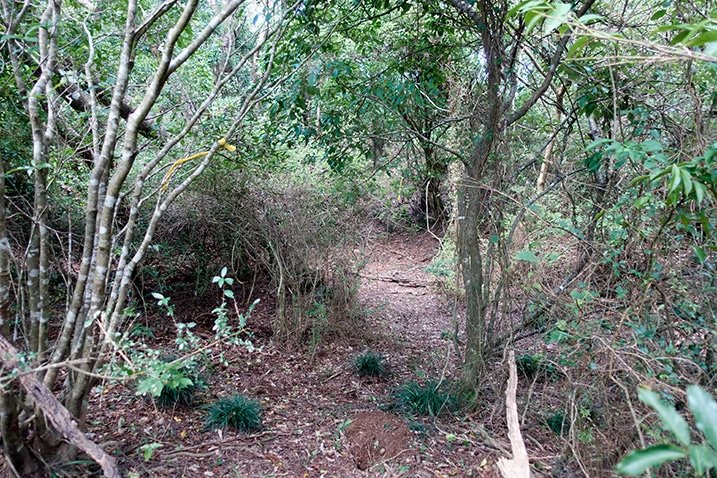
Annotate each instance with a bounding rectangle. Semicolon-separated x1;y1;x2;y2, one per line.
616;385;717;476
155;360;203;407
135;355;202;407
139;442;162;461
203;395;263;432
516;353;560;381
545;411;569;436
394;380;457;416
126;269;256;405
354;350;385;377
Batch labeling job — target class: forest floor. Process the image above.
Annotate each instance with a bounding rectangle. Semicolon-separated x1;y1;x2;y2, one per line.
81;231;532;478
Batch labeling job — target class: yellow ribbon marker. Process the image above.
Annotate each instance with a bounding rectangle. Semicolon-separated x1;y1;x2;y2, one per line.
161;138;236;190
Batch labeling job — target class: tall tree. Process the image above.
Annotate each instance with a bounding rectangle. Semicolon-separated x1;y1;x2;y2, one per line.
443;0;596;389
0;0;298;473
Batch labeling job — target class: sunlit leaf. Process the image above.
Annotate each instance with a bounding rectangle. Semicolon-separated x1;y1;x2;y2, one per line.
694;182;706;204
515;250;540;263
543;2;572;35
681;169;693;196
638;388;691;446
577;13;602;24
687;386;717;449
685;29;717;47
688;444;717;475
616;445;687;475
568;36;593;57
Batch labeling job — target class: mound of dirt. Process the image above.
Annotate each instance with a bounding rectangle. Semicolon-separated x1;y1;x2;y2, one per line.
344;410;414;470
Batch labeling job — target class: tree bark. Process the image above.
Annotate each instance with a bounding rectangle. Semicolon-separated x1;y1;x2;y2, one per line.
0;335;120;478
445;0;597;391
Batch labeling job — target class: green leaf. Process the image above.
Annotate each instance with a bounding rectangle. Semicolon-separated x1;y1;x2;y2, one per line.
633;196;650;209
543;2;572;35
568;36;593;57
140;443;163;461
630;174;650;186
669;164;682;193
671;29;690;46
685;29;717;47
688;444;717;475
638;388;691;446
508;0;546;18
307;71;318;87
224;289;235;299
692;246;707;264
641;139;663;153
694;182;706;204
650;9;666;21
577;13;602;24
525;10;546;34
514;250;540;263
136;377;164;398
687;385;717;449
616;444;687;475
586;138;613;150
681;169;693;196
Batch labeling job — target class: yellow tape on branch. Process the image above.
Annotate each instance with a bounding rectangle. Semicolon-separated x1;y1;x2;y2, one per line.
161;138;236;191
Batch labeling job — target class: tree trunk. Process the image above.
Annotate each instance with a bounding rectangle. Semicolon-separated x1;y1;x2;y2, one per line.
458;179;487;385
421;148;448;228
536;86;565;193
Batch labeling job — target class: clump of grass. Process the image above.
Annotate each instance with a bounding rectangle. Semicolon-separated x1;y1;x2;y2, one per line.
516;353;560;381
154;378;198;407
353;350;385;377
203;395;263;432
546;411;569;436
394;380;457;416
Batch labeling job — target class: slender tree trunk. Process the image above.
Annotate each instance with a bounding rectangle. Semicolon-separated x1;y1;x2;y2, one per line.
458;180;486;384
422;147;448;227
536;87;565;194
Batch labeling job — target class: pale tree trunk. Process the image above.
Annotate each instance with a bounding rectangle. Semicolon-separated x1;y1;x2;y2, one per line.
536;86;566;194
0;0;298;473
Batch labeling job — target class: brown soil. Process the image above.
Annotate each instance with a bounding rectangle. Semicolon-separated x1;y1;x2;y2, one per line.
74;232;507;477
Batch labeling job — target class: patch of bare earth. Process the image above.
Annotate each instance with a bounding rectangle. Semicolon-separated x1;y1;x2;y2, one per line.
82;232;506;477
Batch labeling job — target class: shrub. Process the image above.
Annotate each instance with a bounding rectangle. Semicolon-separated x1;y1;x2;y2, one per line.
516;353;560;381
153;371;200;407
135;355;202;408
354;350;385;377
546;411;569;436
394;380;457;416
203;395;263;432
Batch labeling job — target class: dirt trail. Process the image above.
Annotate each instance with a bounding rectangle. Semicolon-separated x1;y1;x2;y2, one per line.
81;232;500;478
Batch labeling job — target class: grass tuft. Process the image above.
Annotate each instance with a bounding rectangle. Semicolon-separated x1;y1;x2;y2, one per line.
203;395;263;432
353;350;385;377
154;379;198;407
546;411;569;435
394;380;457;416
516;354;560;381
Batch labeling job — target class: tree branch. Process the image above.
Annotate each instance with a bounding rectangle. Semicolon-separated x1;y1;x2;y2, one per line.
506;0;597;126
0;335;119;478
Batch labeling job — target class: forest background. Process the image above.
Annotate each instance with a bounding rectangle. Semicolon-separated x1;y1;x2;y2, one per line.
1;0;716;476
